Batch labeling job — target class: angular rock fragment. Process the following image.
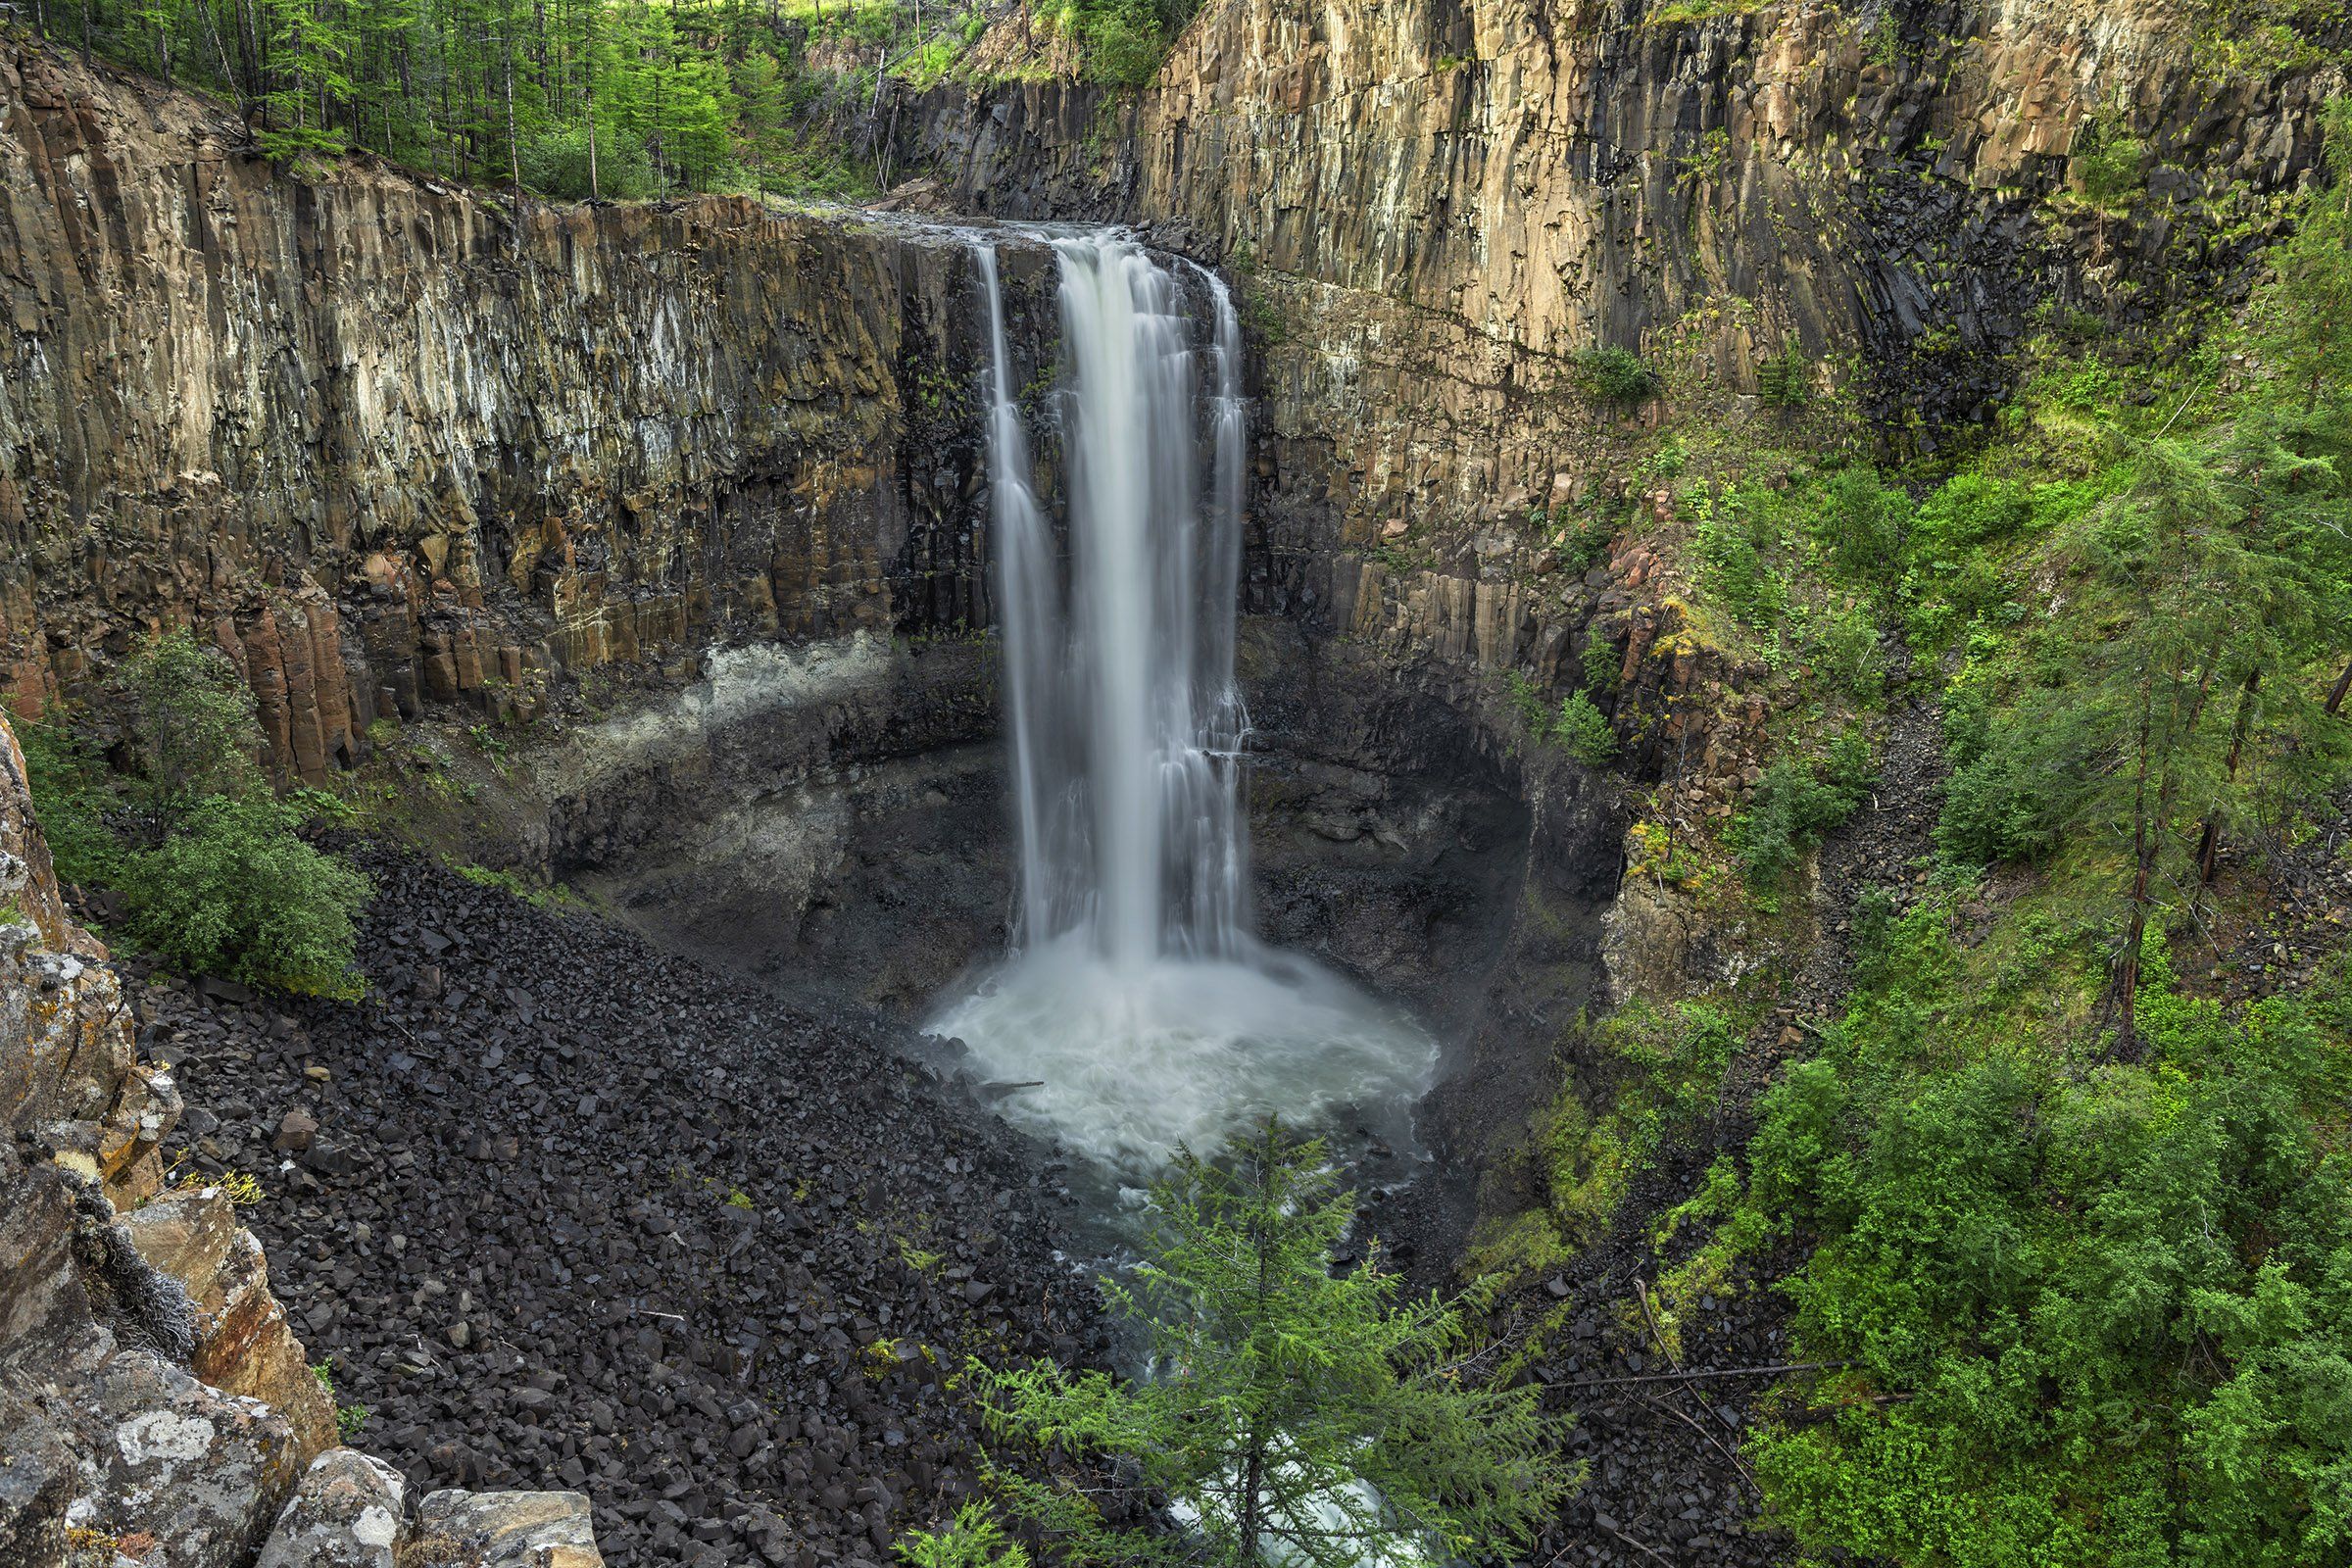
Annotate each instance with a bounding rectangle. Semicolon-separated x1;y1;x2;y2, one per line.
416;1488;604;1568
255;1448;408;1568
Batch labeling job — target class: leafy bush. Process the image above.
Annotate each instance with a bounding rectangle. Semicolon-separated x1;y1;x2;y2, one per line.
1504;673;1620;765
1073;0;1166;84
896;1502;1028;1568
1743;916;2352;1568
1809;465;1910;580
1912;472;2034;557
1934;686;2089;867
1757;345;1812;408
1810;599;1886;704
1575;345;1662;405
1549;507;1619;573
16;632;371;995
1503;669;1552;736
1581;632;1623;693
119;795;370;997
1731;727;1876;894
1695;497;1788;624
123;632;266;805
1054;0;1196;85
1890;472;2035;647
1553;689;1618;765
2070;120;2147;215
12;714;127;890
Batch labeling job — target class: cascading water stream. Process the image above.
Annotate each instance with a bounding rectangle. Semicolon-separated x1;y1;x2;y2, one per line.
931;234;1434;1178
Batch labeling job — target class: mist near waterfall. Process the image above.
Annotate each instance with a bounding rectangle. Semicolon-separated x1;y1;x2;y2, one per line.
929;235;1435;1177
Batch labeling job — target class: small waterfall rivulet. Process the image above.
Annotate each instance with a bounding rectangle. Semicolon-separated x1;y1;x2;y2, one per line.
930;234;1436;1176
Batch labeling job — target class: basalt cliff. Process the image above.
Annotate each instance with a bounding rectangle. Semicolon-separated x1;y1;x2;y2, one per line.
1;5;2346;1567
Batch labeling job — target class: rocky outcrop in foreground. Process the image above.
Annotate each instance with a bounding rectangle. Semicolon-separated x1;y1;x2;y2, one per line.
0;707;605;1568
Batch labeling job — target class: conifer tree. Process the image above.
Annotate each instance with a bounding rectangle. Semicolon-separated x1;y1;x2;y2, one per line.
956;1123;1574;1568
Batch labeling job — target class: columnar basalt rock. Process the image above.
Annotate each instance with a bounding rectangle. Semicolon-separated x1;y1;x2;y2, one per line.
116;1189;340;1464
0;41;1042;784
908;0;2344;758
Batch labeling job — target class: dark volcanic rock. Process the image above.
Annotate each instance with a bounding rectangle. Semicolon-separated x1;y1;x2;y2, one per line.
134;850;1100;1568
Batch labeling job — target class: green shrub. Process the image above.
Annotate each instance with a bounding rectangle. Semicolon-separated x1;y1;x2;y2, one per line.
1744;934;2352;1568
1553;689;1618;766
1811;600;1886;704
118;795;370;997
1809;465;1910;580
1581;632;1623;693
124;632;266;805
1895;475;2032;652
1934;688;2084;866
896;1502;1029;1568
1575;345;1662;405
1502;669;1551;736
1695;498;1788;624
1911;472;2033;557
12;714;126;890
2070;120;2147;215
1061;0;1193;85
1077;0;1164;83
1550;507;1618;573
1757;345;1812;408
1731;727;1876;895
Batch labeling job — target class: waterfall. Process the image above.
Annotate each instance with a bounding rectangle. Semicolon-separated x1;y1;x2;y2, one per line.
995;236;1251;963
975;243;1061;947
934;234;1434;1176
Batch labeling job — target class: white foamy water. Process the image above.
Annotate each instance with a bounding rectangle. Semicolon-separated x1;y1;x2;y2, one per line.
931;233;1434;1177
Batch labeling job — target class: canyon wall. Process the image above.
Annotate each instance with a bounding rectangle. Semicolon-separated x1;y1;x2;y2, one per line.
913;0;2345;687
0;42;1052;783
903;0;2345;1200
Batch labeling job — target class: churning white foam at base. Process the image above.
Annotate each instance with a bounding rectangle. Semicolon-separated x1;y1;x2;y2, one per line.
928;934;1436;1175
936;231;1435;1178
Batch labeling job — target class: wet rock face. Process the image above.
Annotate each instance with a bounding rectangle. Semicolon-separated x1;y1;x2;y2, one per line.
1239;618;1541;1025
539;614;1572;1047
538;636;1011;1018
0;41;1056;784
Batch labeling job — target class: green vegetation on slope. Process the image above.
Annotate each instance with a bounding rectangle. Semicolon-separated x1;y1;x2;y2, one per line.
1550;103;2352;1568
27;0;1195;198
13;631;369;997
1744;906;2352;1566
